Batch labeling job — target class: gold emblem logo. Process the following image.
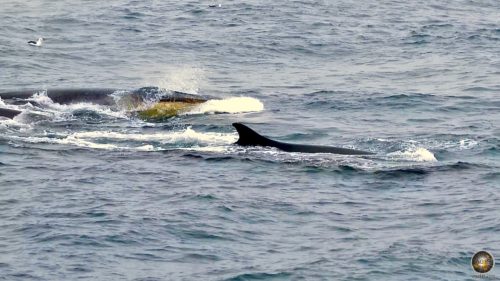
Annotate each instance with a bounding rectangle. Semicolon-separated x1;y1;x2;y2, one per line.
471;251;494;274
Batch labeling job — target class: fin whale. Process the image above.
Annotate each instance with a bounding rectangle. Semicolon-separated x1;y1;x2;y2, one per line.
0;87;209;119
233;123;374;155
0;87;208;105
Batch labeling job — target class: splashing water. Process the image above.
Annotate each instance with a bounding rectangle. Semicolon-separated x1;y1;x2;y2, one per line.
155;66;206;95
4;127;238;151
387;147;437;162
26;92;127;119
70;127;238;146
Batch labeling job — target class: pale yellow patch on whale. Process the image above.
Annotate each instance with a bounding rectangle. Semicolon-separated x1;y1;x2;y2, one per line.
137;101;201;120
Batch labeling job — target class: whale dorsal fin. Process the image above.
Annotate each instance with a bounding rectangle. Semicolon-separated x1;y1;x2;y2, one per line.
232;123;274;146
232;123;375;155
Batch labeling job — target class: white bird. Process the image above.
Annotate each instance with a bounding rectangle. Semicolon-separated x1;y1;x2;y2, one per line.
28;37;44;47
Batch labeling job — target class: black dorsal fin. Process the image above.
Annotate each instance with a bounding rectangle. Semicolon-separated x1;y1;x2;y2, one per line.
232;123;274;146
232;123;375;155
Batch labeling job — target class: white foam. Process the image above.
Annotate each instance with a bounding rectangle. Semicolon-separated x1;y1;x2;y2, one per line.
459;139;478;149
388;147;437;162
7;134;163;151
70;127;237;145
0;117;32;131
7;135;121;150
185;97;264;115
5;127;237;151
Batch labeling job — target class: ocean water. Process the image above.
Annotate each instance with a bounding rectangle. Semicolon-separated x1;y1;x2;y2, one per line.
1;1;499;280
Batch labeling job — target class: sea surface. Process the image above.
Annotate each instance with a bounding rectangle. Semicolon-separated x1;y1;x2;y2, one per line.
1;1;499;280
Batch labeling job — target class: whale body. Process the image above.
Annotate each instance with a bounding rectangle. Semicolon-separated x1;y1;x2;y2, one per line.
233;123;374;155
0;87;209;119
0;88;117;105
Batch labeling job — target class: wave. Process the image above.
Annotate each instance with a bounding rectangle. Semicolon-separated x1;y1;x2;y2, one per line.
71;127;237;145
7;135;132;150
373;161;490;178
4;127;237;151
0;116;32;131
409;137;479;151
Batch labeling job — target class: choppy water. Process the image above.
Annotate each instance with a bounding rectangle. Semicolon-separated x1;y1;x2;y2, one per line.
1;1;499;280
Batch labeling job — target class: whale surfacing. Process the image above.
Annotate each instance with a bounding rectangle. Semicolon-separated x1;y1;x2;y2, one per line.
0;87;210;120
233;123;374;155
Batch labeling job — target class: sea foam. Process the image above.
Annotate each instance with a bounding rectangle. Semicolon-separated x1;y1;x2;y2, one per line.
388;147;437;162
185;97;264;115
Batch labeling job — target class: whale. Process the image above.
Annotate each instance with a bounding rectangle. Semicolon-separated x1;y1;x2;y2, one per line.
0;88;118;105
233;123;374;155
0;87;208;105
0;108;22;119
0;87;210;119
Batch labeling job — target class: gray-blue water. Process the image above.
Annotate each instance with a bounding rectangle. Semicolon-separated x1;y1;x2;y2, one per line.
1;1;499;280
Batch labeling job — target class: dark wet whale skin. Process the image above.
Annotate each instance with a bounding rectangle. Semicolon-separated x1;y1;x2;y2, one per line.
0;88;118;105
0;87;209;105
233;123;374;155
0;87;211;119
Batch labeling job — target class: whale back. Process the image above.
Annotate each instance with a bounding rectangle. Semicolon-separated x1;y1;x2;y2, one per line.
0;88;117;105
232;123;374;155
